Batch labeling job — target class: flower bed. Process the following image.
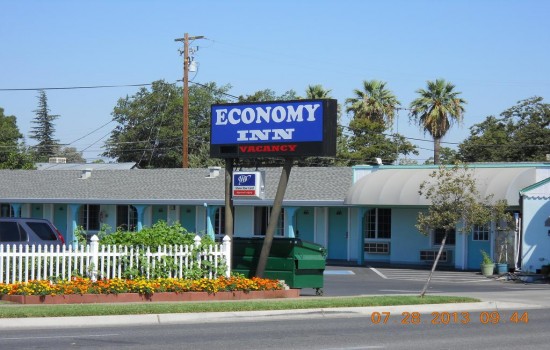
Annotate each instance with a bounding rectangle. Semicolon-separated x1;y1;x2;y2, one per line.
0;276;299;304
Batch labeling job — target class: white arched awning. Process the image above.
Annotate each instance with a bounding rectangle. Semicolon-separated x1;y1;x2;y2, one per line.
344;167;537;207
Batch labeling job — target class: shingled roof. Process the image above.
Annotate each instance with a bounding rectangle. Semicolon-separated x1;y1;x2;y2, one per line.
0;167;352;206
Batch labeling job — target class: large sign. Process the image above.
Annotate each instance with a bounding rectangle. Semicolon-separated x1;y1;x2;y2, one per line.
210;99;337;158
232;171;265;199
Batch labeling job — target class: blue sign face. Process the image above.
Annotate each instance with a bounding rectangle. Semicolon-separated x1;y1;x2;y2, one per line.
233;173;256;186
211;101;324;145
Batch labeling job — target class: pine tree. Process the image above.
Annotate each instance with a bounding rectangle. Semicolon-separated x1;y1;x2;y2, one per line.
30;90;59;160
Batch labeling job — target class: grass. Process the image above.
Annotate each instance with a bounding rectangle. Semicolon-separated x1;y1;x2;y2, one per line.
0;295;479;318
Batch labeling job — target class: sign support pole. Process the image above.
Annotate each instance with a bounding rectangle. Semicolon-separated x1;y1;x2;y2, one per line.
224;158;234;238
256;158;293;277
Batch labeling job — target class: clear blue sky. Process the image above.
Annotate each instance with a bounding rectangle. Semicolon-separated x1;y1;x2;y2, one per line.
1;0;549;163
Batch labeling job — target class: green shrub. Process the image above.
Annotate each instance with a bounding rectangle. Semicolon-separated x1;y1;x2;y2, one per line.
97;221;223;279
99;221;215;249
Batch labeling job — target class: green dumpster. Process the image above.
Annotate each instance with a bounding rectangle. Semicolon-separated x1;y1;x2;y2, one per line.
232;237;327;295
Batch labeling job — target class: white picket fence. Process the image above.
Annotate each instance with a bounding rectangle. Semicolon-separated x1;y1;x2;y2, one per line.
0;235;231;284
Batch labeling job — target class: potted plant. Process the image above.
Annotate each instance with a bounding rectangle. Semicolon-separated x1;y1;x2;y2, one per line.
480;250;494;276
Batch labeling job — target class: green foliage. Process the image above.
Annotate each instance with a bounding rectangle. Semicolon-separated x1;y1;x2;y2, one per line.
30;90;60;161
98;221;222;279
73;226;88;245
305;84;332;99
409;79;466;164
345;80;401;127
0;107;23;162
104;80;230;168
344;80;417;165
0;107;35;169
55;146;85;163
480;250;494;265
417;163;494;236
0;149;36;170
344;117;417;165
238;88;299;102
99;221;215;247
458;97;550;162
423;147;459;165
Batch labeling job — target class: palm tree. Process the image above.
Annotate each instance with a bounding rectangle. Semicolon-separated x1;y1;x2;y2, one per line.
409;79;466;164
345;80;400;127
305;84;332;99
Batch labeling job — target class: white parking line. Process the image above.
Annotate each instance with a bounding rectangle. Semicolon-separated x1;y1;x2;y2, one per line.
368;266;388;279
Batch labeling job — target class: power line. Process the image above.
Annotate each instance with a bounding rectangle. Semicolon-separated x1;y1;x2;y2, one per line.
0;83;153;91
67;119;115;145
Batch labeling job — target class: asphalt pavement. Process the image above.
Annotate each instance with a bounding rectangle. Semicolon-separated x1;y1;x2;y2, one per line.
1;264;549;330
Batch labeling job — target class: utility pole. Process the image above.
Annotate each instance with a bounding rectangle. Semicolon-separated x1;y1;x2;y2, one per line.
175;33;204;168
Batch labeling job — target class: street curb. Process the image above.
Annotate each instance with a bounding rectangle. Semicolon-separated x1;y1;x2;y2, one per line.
0;301;543;330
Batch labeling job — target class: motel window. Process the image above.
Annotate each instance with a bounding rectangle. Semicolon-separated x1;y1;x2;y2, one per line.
364;208;391;239
78;205;100;231
0;204;20;218
214;207;225;235
473;224;490;241
117;205;138;232
434;228;456;246
254;207;284;237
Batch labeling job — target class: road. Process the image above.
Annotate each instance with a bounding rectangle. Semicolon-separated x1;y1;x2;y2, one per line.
0;308;546;350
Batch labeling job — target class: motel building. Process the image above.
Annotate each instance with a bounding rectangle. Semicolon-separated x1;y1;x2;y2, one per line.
1;162;550;273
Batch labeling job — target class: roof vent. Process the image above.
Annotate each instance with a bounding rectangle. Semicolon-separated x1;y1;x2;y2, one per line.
206;166;221;178
80;168;92;179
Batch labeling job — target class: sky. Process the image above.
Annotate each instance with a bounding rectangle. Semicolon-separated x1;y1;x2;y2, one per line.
1;0;549;164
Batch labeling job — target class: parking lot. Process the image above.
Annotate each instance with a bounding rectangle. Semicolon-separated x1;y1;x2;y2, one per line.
299;264;550;305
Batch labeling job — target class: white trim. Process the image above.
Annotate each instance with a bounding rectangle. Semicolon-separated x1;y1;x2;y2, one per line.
347;208;351;261
313;207;318;244
324;207;329;249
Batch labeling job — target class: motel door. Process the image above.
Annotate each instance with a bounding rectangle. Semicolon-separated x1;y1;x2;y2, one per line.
328;207;348;260
467;235;491;269
295;208;314;242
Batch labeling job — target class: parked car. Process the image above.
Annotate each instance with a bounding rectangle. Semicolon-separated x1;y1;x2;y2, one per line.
0;217;65;246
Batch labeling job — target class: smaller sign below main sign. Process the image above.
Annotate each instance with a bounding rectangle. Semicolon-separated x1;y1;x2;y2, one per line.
233;171;265;199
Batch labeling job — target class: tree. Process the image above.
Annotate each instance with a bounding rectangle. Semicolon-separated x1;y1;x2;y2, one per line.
345;80;416;165
104;80;231;168
409;79;466;165
423;147;459;165
0;107;23;163
345;80;400;127
30;90;59;161
458;97;550;162
0;148;35;170
305;84;332;99
238;88;299;103
0;107;35;169
55;146;86;163
416;164;509;297
344;117;417;165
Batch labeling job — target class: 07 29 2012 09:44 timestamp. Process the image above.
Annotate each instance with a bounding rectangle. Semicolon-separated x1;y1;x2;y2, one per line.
369;311;529;325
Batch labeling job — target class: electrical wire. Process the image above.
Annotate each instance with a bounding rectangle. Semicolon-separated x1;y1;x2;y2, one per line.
0;83;153;91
